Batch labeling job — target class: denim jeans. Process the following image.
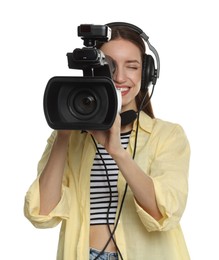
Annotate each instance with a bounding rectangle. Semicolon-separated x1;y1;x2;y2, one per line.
89;248;118;260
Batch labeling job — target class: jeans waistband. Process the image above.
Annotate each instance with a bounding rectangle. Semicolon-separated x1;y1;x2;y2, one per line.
89;247;118;260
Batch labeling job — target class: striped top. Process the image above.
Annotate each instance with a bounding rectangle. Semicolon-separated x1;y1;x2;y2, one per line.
90;131;131;225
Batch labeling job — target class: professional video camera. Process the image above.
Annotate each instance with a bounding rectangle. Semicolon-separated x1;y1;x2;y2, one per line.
43;24;121;130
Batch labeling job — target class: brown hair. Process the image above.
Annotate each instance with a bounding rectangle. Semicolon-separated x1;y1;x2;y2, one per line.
97;25;155;118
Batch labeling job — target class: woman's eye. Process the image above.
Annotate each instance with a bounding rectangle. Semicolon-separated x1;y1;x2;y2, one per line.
127;66;138;70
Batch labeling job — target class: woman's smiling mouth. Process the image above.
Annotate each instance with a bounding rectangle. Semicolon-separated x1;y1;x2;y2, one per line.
116;86;130;96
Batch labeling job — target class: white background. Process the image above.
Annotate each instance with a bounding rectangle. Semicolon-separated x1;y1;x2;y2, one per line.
1;0;218;259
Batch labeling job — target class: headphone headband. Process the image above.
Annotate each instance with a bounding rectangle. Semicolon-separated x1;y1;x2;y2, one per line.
107;22;145;36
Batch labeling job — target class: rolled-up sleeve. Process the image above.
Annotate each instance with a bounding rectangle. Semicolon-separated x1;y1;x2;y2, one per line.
24;131;72;229
24;177;71;228
136;124;190;232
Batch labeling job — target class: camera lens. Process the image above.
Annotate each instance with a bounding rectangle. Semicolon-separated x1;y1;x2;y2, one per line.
72;91;97;115
80;96;96;113
68;88;99;119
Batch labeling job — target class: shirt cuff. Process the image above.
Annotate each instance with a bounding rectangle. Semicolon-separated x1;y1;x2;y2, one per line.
134;199;169;232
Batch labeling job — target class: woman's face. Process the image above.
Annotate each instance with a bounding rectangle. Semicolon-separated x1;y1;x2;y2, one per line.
100;38;142;112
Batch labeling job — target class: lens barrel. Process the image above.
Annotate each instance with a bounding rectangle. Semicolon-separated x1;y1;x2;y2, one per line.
44;76;118;130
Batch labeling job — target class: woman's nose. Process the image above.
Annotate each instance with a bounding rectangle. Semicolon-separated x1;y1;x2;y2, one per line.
113;67;126;83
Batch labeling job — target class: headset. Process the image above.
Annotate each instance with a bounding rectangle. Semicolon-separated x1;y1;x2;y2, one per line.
106;22;160;92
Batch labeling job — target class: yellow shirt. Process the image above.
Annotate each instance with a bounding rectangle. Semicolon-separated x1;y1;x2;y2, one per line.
24;112;190;260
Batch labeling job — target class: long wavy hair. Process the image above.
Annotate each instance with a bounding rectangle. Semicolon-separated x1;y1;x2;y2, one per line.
96;25;155;118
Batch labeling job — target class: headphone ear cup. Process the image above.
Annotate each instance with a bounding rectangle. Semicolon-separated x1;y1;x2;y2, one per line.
141;54;156;91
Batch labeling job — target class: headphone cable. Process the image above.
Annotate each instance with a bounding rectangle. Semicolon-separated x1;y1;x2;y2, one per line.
90;84;154;259
91;136;123;259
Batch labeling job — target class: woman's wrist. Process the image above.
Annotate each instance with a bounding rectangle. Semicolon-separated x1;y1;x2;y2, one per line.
56;130;71;142
110;146;127;161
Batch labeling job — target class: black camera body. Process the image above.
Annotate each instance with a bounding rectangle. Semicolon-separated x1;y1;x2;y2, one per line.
44;24;120;130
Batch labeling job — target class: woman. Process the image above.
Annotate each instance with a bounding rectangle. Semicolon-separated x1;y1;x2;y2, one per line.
24;23;190;260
